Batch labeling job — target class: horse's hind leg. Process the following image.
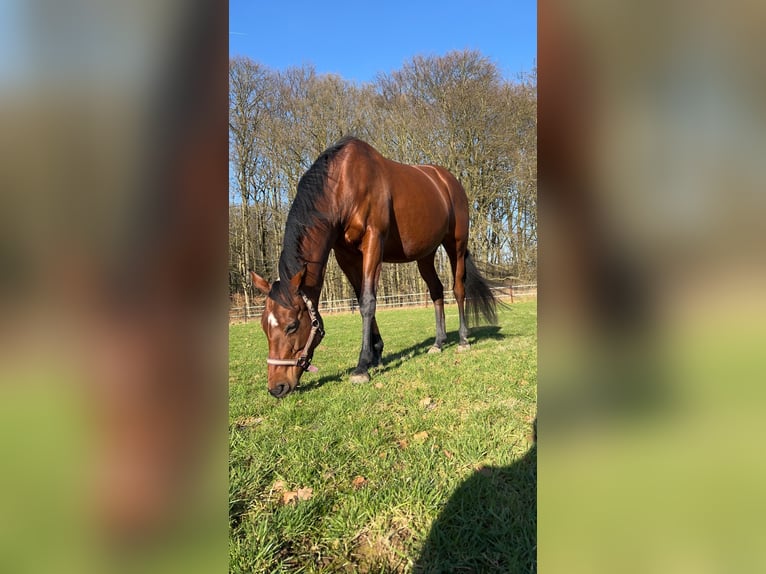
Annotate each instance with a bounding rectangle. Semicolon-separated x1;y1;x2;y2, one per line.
417;253;447;352
445;242;471;351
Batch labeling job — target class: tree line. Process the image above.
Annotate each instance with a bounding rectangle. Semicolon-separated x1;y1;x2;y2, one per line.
229;50;536;311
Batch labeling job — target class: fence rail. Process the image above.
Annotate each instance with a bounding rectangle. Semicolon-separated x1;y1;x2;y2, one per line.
229;284;536;323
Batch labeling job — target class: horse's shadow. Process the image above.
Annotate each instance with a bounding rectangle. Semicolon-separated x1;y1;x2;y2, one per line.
378;325;504;374
295;325;505;394
414;419;537;573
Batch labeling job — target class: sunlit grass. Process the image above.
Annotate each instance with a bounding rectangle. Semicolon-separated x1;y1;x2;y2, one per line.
230;301;536;573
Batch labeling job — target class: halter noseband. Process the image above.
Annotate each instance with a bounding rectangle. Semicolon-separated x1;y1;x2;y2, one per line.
266;292;324;372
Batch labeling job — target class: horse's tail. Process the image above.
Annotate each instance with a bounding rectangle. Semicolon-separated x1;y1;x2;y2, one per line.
464;250;498;325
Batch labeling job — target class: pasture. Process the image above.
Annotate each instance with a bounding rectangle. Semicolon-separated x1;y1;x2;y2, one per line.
229;301;537;572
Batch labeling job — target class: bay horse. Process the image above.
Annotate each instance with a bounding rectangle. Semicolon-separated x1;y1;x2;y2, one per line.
251;137;497;398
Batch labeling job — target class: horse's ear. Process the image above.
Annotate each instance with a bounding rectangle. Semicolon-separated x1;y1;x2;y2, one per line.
250;271;271;294
289;266;306;292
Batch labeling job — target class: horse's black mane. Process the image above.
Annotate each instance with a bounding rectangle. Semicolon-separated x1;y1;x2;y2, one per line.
270;136;356;308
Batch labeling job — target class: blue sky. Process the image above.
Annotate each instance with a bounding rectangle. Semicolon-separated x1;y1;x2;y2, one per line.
229;1;536;83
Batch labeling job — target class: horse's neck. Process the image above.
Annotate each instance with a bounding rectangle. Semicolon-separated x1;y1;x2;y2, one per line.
297;224;336;305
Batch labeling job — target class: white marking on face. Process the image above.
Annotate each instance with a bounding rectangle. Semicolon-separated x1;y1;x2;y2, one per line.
267;312;279;329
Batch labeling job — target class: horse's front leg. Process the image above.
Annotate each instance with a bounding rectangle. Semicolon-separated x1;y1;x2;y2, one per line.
350;291;377;383
350;234;383;384
371;319;384;367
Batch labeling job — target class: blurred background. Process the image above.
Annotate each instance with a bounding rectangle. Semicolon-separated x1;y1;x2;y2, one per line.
539;0;766;571
0;1;227;572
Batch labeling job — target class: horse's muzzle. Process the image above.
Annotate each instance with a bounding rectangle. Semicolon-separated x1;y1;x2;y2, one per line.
269;383;290;398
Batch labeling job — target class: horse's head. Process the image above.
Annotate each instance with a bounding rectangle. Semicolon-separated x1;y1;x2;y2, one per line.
251;269;324;398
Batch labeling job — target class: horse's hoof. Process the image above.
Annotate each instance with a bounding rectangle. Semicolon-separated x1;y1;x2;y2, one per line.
457;344;471;353
349;372;370;384
428;346;442;354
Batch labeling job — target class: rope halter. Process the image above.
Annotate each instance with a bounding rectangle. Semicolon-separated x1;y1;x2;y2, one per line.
266;292;324;372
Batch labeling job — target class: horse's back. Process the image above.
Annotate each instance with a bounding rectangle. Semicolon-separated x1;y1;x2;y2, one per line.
335;139;469;261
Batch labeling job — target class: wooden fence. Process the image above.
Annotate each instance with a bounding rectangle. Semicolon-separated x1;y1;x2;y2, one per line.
229;284;536;323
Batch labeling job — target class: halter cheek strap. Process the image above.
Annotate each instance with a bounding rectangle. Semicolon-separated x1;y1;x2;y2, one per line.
266;292;324;372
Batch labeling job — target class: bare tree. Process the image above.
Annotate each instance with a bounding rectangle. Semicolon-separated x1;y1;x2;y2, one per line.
229;57;275;310
229;51;537;313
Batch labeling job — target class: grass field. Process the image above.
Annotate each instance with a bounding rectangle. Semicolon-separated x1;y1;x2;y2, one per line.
229;301;537;573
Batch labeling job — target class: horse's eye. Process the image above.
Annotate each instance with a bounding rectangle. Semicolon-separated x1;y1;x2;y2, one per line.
285;320;299;335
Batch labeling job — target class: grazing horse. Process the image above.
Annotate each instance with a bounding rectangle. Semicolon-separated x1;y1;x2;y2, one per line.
251;137;497;398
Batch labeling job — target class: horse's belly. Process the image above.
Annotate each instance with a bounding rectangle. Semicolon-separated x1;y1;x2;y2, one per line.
381;219;446;262
381;248;413;263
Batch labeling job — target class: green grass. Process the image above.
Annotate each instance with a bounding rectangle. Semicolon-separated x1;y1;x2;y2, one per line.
230;301;537;573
